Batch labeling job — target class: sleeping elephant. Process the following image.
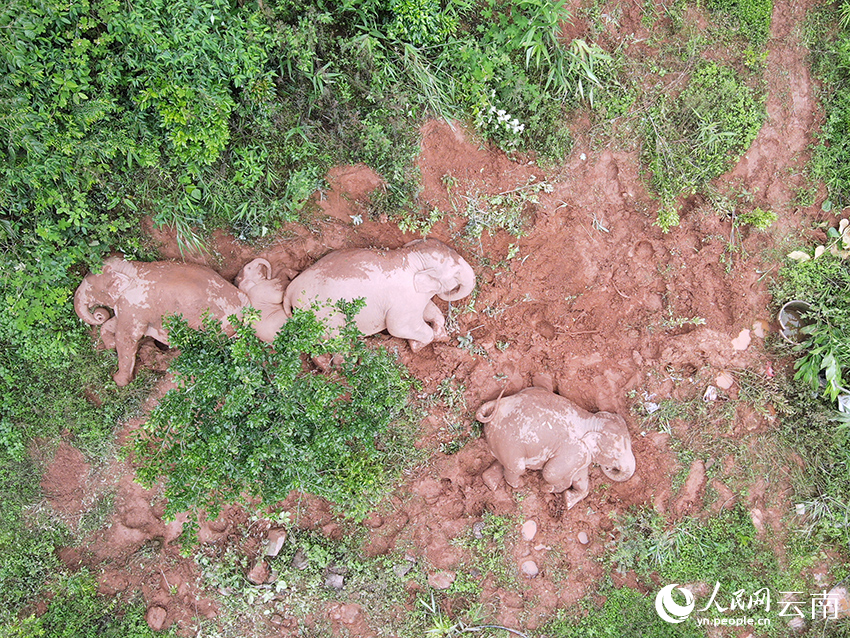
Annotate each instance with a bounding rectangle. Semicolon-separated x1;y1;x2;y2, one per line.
74;257;249;386
283;238;476;351
476;387;636;509
234;257;291;343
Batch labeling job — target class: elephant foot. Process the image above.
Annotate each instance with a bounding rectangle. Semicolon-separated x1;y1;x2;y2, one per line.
565;488;587;510
113;372;132;387
408;339;429;353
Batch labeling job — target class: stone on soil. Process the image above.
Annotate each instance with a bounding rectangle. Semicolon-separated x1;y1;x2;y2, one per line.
247;559;270;584
577;531;589;545
146;606;168;632
521;520;537;541
428;571;456;590
521;560;539;578
265;528;287;557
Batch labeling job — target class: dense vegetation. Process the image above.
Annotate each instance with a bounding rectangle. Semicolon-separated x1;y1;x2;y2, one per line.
133;306;415;535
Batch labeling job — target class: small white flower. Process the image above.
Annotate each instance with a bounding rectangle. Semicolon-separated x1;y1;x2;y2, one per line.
497;109;506;117
350;214;363;226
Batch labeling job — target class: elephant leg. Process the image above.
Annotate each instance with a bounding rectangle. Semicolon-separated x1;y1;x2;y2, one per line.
542;451;591;509
99;317;118;350
423;300;448;343
385;310;435;352
112;327;143;387
501;459;526;488
564;467;590;510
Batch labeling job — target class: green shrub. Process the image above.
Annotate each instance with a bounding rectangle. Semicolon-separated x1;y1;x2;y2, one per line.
132;305;413;534
705;0;773;45
1;571;174;638
809;22;850;208
642;61;765;231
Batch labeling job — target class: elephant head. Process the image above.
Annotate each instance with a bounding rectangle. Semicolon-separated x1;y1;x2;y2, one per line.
235;257;273;292
406;238;476;302
582;412;636;483
74;257;135;325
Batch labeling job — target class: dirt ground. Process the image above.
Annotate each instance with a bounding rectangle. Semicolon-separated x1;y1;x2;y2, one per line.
40;0;837;634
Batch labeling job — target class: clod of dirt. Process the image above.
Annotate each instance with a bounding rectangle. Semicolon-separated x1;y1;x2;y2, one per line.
673;459;707;516
247;559;270;585
716;371;735;390
427;571;456;590
145;605;168;632
521;560;539;578
264;528;287;557
521;520;538;541
481;462;504;491
291;548;308;570
710;479;737;513
731;329;752;350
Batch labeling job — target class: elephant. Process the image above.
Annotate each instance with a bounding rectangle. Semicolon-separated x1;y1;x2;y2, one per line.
74;257;250;386
234;257;291;343
476;387;636;509
283;238;476;351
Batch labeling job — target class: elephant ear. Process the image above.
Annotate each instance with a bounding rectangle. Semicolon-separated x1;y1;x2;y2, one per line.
413;268;442;295
108;271;133;298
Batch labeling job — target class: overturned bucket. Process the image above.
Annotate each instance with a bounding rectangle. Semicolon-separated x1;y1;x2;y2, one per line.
778;300;813;344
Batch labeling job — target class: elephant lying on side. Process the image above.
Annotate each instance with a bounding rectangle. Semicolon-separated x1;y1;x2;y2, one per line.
74;257;249;386
476;387;636;509
234;258;291;343
283;238;476;351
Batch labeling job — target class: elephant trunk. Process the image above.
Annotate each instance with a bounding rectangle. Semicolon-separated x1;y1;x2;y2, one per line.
437;259;476;302
74;279;108;325
601;454;636;482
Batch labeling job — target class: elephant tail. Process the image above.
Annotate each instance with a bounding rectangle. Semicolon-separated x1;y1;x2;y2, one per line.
475;385;508;424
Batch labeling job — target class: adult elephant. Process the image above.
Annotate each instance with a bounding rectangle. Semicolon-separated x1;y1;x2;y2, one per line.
74;257;249;386
283;238;476;351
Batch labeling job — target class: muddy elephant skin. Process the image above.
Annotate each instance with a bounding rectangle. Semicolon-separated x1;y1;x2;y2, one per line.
74;257;249;386
477;387;636;509
283;238;475;351
234;257;290;343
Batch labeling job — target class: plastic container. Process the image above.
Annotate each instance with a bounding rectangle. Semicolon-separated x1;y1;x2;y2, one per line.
778;300;813;344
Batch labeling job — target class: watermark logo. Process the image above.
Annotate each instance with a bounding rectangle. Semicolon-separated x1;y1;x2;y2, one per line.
655;584;696;624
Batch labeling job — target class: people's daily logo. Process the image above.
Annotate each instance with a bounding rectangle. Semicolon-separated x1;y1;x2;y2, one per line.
655;584;696;624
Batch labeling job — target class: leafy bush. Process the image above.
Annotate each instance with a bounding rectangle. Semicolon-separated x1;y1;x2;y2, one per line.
1;571;173;638
642;61;765;231
132;306;413;533
809;18;850;209
705;0;774;45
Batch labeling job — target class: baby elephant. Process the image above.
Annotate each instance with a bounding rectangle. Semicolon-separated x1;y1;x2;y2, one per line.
476;387;636;509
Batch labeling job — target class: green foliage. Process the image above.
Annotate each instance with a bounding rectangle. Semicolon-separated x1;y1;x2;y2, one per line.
774;253;850;401
642;62;765;230
608;506;776;589
705;0;773;45
132;306;413;529
809;18;850;208
1;571;174;637
0;453;65;624
545;586;705;638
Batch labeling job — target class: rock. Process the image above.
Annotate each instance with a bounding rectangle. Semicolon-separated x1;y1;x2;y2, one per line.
481;462;504;491
825;586;850;618
325;573;345;590
472;520;486;539
752;320;768;339
732;329;751;351
291;548;308;570
428;571;456;590
393;562;414;578
577;531;589;545
145;606;168;632
247;559;270;585
716;372;735;390
750;508;765;535
265;528;287;557
521;560;539;578
521;520;538;541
